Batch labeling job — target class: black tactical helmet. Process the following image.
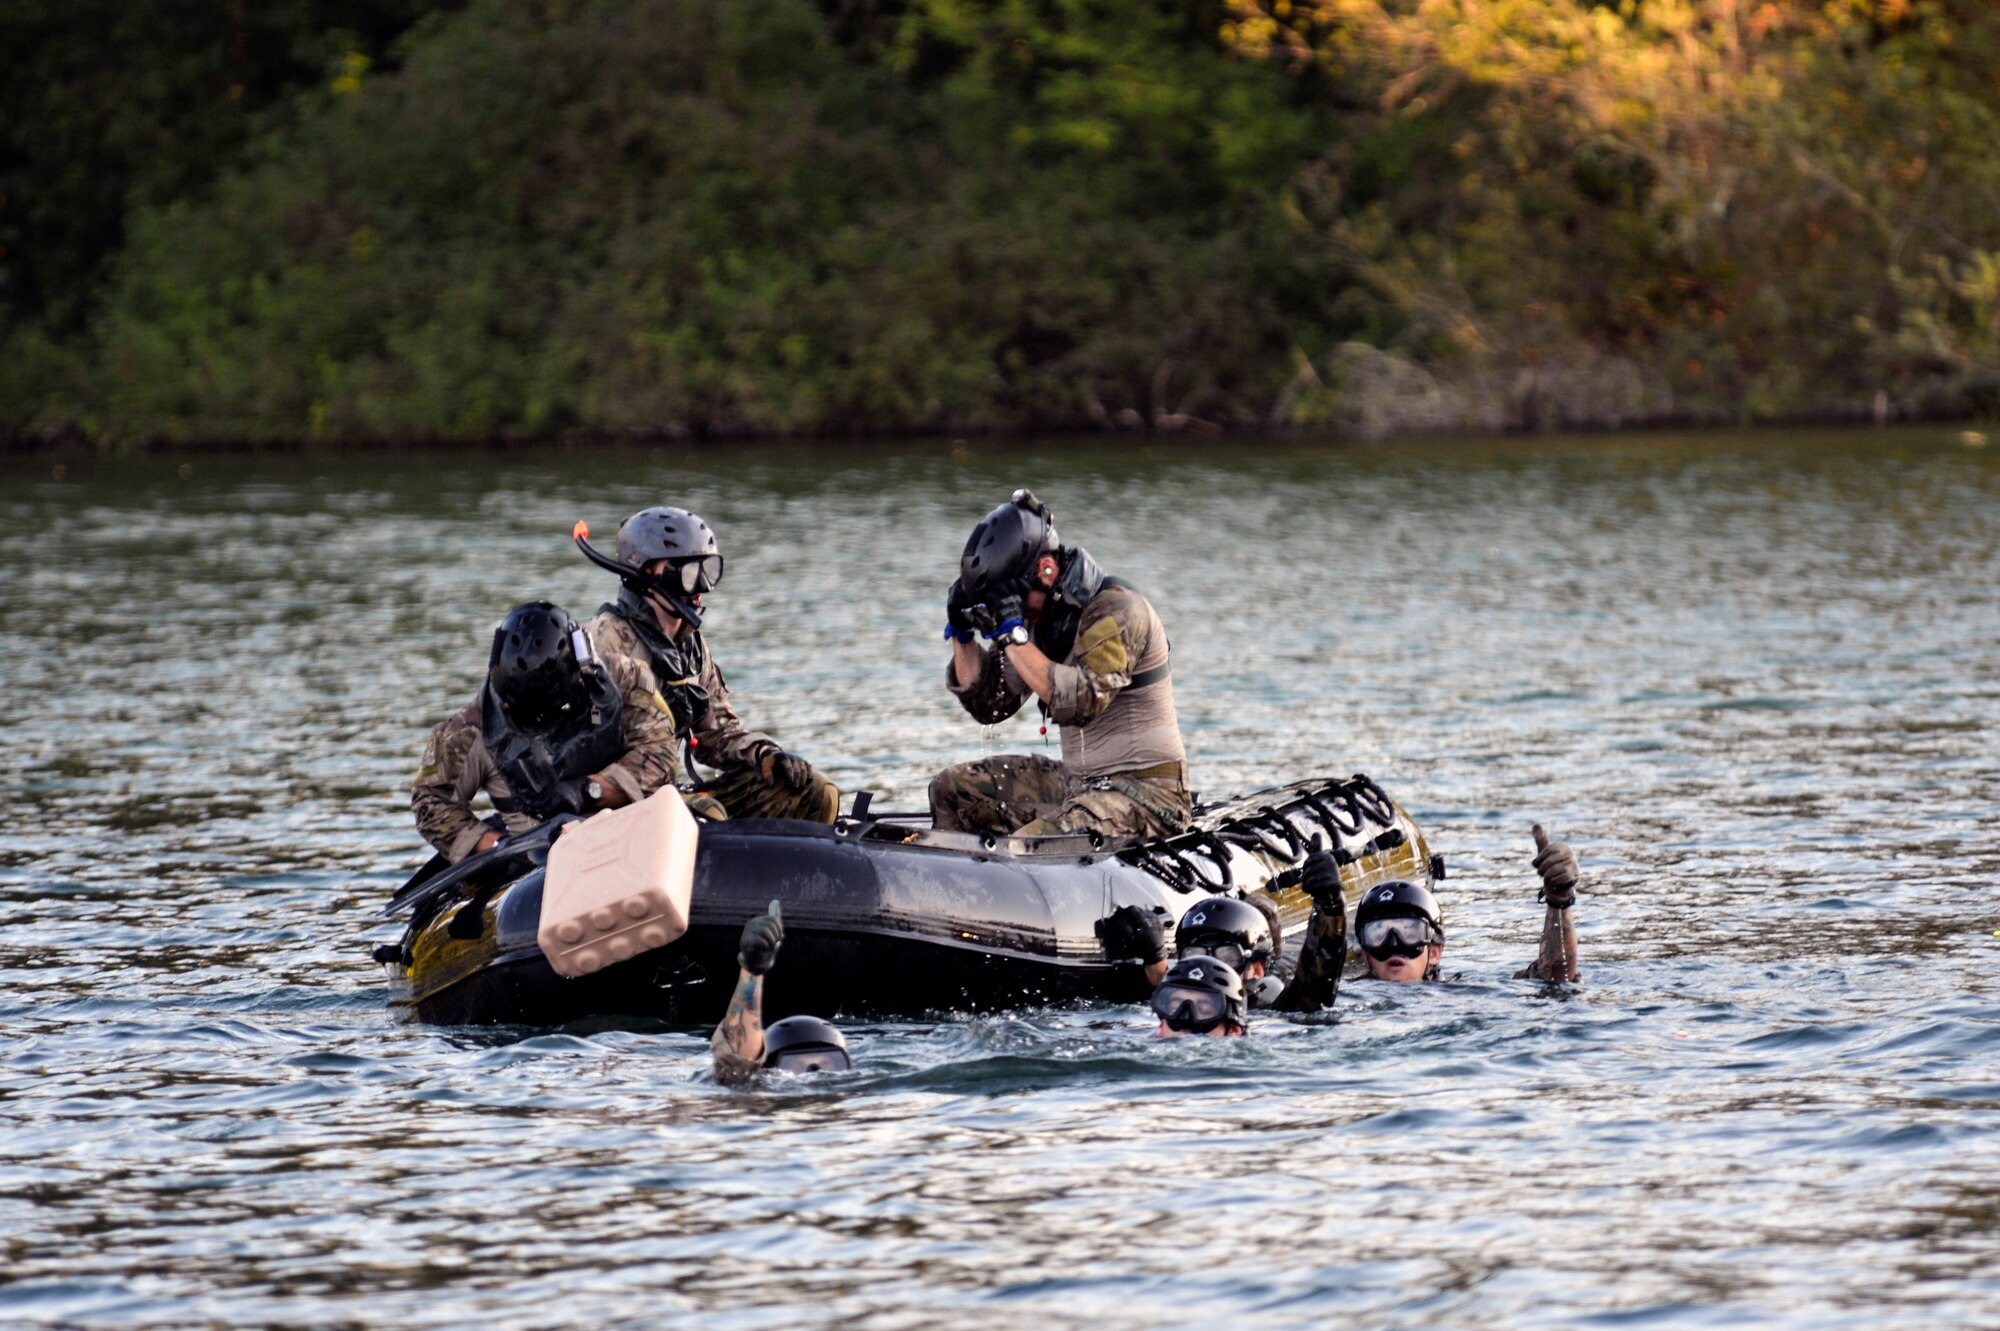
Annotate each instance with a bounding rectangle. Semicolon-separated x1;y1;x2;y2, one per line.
959;489;1061;599
487;602;595;730
762;1015;852;1073
1151;955;1248;1035
1353;880;1445;958
1174;896;1275;973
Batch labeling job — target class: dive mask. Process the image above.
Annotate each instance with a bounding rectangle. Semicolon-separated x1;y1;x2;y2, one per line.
660;553;724;596
1178;939;1255;973
1151;983;1231;1034
767;1045;852;1074
1357;916;1436;960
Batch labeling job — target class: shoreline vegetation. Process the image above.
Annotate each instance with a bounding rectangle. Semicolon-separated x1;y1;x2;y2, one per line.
6;2;1999;451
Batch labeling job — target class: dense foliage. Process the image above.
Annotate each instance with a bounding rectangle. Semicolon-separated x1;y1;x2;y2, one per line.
4;0;1998;443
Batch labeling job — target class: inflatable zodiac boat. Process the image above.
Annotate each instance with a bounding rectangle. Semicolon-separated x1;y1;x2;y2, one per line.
375;775;1442;1027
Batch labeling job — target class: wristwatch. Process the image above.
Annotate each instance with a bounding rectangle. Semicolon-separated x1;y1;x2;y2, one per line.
996;623;1030;647
585;777;606;807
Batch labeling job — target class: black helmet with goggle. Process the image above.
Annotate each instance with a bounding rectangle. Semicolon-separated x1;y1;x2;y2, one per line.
1353;880;1445;960
959;489;1060;600
487;601;597;730
1173;895;1274;975
573;507;724;628
1151;956;1248;1036
762;1015;852;1074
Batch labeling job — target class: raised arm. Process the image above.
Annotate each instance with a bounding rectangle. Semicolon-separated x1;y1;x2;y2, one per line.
711;901;784;1085
1275;847;1347;1013
1516;824;1581;982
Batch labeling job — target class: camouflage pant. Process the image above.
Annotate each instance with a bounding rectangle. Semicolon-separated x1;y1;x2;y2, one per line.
695;760;840;824
928;754;1191;839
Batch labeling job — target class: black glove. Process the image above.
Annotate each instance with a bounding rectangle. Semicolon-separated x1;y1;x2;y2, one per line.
1246;975;1286;1009
748;741;814;793
984;592;1026;640
738;899;784;975
1299;847;1346;921
1531;823;1580;907
1096;903;1171;964
945;578;983;643
771;749;815;793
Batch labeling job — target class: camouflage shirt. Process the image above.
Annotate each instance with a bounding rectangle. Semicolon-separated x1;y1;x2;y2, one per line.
587;609;773;772
948;582;1185;780
410;652;682;862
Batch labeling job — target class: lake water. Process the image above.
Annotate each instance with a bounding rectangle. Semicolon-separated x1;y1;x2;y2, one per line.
2;429;1996;1328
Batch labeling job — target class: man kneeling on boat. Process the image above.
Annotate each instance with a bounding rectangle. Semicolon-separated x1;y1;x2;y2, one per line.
932;490;1189;839
411;602;683;863
578;507;839;824
711;901;853;1084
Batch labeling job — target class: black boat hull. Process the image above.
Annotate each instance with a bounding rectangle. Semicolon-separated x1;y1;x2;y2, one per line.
383;776;1439;1026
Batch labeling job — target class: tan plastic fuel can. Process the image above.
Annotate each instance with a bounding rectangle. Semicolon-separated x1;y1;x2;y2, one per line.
538;786;699;978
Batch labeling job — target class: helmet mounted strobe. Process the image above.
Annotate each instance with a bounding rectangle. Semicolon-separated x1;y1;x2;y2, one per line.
959;489;1060;600
1352;880;1445;961
762;1015;852;1074
487;601;596;731
1174;896;1275;975
1151;956;1248;1035
573;508;723;629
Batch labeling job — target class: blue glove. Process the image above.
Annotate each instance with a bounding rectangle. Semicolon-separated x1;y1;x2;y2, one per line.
945;578;998;642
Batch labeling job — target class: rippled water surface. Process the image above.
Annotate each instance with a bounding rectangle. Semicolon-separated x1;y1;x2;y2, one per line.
3;430;1998;1328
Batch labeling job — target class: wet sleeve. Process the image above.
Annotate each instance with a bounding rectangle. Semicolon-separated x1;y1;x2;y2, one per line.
1044;593;1143;727
691;653;775;771
946;645;1027;725
1274;904;1347;1014
600;655;685;803
410;703;493;863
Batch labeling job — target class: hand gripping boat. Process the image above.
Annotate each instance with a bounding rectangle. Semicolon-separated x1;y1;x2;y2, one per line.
374;775;1442;1027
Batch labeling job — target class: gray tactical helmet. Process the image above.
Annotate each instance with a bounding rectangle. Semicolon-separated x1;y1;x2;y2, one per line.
616;506;722;575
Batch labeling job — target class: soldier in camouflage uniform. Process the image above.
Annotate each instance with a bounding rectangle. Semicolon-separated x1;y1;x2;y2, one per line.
578;507;838;824
932;491;1190;840
411;602;683;863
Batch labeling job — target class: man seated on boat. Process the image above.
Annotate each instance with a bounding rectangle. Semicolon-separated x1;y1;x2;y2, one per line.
1152;955;1249;1038
579;506;839;823
932;490;1188;839
410;601;682;863
711;901;854;1084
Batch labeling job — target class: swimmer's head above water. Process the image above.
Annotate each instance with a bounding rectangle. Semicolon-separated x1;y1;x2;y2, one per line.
1152;955;1248;1038
1354;880;1445;983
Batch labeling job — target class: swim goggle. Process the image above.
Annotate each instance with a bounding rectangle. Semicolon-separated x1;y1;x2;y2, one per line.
1357;916;1437;960
767;1044;852;1074
1177;938;1259;972
1151;982;1233;1034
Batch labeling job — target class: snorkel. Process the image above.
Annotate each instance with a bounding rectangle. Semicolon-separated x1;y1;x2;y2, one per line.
574;520;707;630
